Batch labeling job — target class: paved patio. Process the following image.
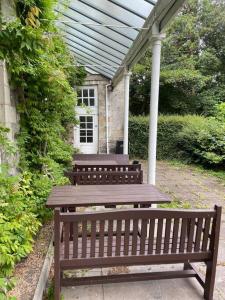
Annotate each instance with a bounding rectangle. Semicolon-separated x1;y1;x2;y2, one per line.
62;161;225;300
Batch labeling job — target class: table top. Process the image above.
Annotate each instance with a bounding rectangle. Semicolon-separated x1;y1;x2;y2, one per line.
74;160;119;166
46;184;171;208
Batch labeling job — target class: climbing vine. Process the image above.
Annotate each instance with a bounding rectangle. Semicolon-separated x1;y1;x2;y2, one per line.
0;0;86;298
0;0;86;175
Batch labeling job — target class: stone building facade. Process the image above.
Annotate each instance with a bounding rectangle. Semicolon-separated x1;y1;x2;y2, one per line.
73;73;125;154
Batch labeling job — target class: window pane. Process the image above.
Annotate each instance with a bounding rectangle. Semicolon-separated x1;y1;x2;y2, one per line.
78;98;82;106
87;130;93;136
77;90;82;97
89;89;94;97
83;89;88;97
80;116;85;122
83;98;88;106
80;137;86;143
90;98;95;106
80;130;86;136
87;137;93;143
87;123;93;129
87;116;93;122
80;123;86;129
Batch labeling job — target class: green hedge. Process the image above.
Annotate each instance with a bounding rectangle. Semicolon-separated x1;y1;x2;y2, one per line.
129;114;225;168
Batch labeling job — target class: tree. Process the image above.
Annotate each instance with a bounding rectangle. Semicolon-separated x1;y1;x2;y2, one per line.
130;0;225;116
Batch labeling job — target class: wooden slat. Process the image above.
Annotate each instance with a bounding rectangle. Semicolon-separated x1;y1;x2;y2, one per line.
124;219;130;255
132;219;139;255
156;219;163;254
99;220;105;257
179;218;187;253
187;218;196;253
148;219;155;254
73;154;129;164
140;219;148;255
107;219;114;256
82;220;87;258
59;209;215;223
202;218;211;251
116;220;122;256
164;219;171;254
90;220;96;258
61;269;196;286
73;221;78;258
61;252;211;269
171;218;180;253
64;222;70;259
194;218;203;252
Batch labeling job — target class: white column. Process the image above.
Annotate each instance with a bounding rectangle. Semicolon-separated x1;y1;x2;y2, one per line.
148;26;165;185
123;70;131;155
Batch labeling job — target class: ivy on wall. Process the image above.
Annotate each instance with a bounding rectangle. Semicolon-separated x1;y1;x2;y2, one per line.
0;0;86;297
1;0;86;175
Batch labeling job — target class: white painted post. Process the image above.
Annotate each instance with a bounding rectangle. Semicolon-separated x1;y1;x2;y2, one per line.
148;25;165;185
123;70;131;155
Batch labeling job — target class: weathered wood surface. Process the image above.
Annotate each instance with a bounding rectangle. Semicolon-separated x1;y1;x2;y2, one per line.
54;206;222;300
46;184;171;208
73;154;129;164
74;160;118;166
66;170;143;185
73;164;141;171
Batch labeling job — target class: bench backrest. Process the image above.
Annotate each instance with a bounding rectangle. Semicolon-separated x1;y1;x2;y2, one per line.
66;170;143;185
54;206;221;269
73;164;141;172
73;154;129;164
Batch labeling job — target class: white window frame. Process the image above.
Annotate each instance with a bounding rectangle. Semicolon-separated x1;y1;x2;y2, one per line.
77;86;97;108
79;115;94;144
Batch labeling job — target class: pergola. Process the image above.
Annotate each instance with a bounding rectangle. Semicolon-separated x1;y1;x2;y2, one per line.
56;0;186;185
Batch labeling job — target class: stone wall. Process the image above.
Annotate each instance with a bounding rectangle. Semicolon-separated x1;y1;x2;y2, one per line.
1;0;16;21
0;0;19;172
108;79;125;153
0;61;19;170
80;73;125;153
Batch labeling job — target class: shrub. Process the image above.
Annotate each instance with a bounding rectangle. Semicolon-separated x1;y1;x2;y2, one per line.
129;114;225;168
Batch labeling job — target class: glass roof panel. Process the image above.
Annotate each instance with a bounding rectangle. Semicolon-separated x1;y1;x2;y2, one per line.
56;0;155;78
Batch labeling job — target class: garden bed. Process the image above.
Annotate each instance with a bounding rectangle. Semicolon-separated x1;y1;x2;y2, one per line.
9;221;53;300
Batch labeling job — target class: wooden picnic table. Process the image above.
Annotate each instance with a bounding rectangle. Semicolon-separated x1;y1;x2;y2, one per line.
73;154;129;164
46;184;171;208
74;160;119;166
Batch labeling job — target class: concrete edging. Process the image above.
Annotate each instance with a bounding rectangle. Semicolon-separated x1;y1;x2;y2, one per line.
33;235;54;300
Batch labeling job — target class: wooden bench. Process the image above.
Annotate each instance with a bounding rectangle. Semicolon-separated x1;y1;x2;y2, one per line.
73;154;129;164
73;163;142;172
54;205;221;300
65;170;143;185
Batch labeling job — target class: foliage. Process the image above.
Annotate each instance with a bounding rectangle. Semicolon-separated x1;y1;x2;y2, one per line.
0;0;86;298
129;114;225;168
130;0;225;116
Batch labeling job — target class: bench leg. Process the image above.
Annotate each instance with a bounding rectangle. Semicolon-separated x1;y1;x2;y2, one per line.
183;263;190;270
54;261;61;300
204;261;216;300
54;252;61;300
